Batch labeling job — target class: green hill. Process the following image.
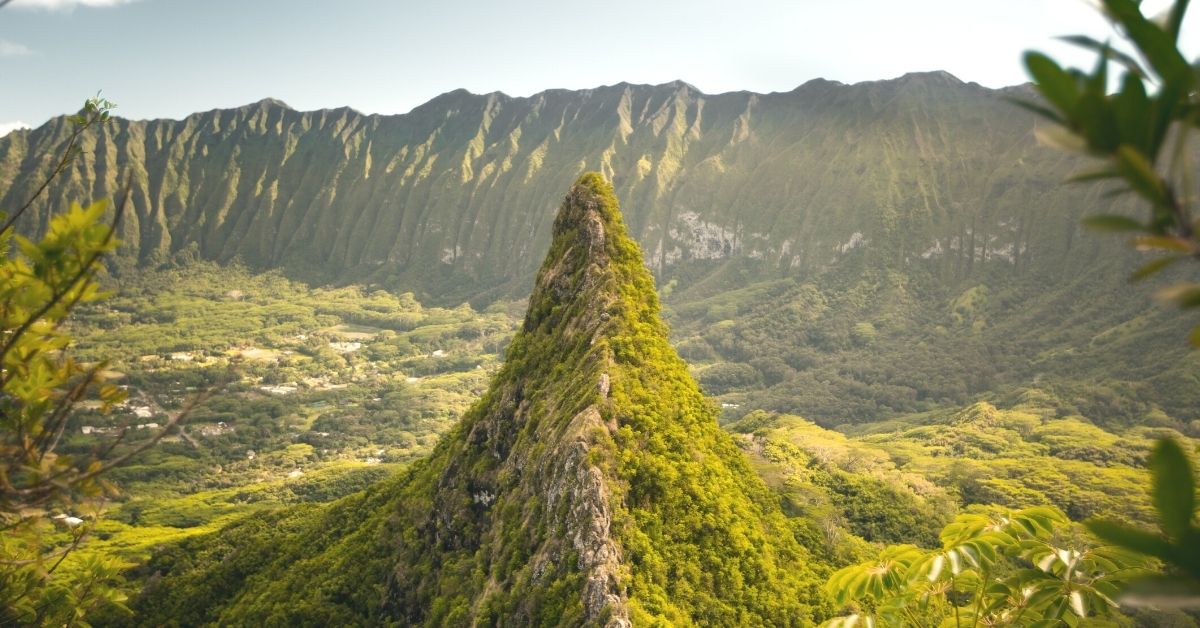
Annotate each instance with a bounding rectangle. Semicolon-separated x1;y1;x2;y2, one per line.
121;174;829;626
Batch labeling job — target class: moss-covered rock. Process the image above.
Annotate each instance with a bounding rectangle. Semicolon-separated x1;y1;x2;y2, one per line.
123;174;827;626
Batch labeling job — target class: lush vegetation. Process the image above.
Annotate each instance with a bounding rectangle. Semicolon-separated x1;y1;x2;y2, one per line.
814;436;1200;626
666;267;1200;432
78;263;1200;625
100;174;836;626
0;95;154;626
71;261;518;461
823;505;1153;626
735;407;1200;623
1087;438;1200;606
62;175;1200;625
50;262;520;572
9;1;1199;619
0;197;133;625
814;1;1200;624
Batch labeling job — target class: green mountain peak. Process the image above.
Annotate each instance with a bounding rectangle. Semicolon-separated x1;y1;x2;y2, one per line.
381;172;647;625
126;174;825;626
380;172;823;624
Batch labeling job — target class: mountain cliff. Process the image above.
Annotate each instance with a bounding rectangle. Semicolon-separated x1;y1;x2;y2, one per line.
123;175;827;626
0;74;1136;303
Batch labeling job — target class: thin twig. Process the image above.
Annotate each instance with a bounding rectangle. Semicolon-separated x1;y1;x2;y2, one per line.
0;111;99;236
37;364;106;461
13;377;218;497
91;426;129;467
44;527;88;575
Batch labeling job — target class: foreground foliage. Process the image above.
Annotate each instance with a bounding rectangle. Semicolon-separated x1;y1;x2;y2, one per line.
1020;0;1200;345
1;97;135;626
823;506;1151;627
1086;438;1200;606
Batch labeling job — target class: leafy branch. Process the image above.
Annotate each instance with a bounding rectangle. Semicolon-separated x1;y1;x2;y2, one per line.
0;95;116;237
1015;0;1200;345
822;506;1151;627
1085;438;1200;607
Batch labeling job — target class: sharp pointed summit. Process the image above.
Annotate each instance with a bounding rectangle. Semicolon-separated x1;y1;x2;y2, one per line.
127;174;824;626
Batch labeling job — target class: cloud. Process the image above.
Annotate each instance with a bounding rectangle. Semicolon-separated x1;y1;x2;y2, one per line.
6;0;137;9
0;122;31;137
0;39;33;56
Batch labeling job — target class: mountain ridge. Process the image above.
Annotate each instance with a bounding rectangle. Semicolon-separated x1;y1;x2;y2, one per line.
9;71;1195;430
2;71;1007;126
0;70;1123;308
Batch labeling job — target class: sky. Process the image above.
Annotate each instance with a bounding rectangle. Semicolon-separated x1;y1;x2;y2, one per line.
0;0;1196;134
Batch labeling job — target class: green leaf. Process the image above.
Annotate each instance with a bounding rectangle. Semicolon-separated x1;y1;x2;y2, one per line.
1156;284;1200;308
1076;91;1118;151
1164;0;1191;43
1005;96;1067;124
1025;52;1082;116
1027;583;1064;609
1114;145;1167;206
1102;0;1195;85
1119;573;1200;607
1057;34;1147;76
1113;73;1152;152
1134;235;1193;252
1069;590;1087;617
1035;125;1088;154
1130;255;1183;280
1149;438;1196;540
1085;519;1172;559
1082;214;1143;232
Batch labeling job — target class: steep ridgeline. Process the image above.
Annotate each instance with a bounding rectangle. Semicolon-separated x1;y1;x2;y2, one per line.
0;74;1136;302
123;175;826;626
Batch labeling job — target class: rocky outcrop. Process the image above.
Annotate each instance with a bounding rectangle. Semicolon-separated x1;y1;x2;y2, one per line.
552;407;627;627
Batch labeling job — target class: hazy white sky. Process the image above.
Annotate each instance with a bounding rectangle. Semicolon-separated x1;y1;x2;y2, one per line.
0;0;1195;131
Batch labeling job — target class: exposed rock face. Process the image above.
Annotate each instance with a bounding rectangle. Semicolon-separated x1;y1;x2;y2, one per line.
554;407;627;626
0;76;1131;302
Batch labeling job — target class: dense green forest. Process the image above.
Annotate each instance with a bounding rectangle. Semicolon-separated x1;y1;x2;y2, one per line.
669;265;1200;429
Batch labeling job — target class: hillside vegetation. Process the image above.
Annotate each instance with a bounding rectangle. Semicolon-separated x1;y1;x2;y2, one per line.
108;175;836;626
13;173;1177;626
